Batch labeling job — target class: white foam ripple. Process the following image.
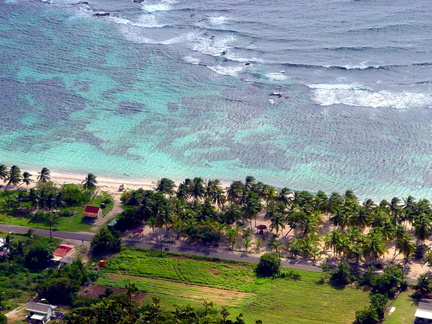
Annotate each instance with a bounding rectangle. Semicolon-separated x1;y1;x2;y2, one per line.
266;72;287;81
193;34;235;57
184;55;201;65
208;65;245;76
142;0;176;13
209;16;228;25
309;84;432;109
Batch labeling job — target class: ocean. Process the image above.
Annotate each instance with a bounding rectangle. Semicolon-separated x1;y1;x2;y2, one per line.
1;0;432;200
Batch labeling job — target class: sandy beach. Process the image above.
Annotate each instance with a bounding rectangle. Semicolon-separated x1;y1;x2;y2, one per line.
21;169;159;194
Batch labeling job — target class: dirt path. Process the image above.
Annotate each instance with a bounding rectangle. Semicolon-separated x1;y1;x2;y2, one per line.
91;193;123;231
5;303;27;321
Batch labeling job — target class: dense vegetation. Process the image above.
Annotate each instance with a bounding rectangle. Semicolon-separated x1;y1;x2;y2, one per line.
0;166;112;231
0;231;60;310
95;247;370;323
114;176;428;267
65;288;255;324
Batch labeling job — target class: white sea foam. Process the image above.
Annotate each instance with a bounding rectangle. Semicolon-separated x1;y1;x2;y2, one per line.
309;84;432;109
207;65;245;77
142;0;176;13
224;52;259;63
193;35;235;57
209;16;228;25
184;55;201;65
266;72;287;81
105;14;165;28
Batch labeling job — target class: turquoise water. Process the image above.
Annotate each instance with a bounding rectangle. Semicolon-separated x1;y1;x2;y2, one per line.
1;0;432;200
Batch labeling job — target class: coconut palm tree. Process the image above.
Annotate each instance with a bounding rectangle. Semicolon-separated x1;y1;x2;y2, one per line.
5;165;22;188
155;178;176;196
221;203;242;224
21;172;33;186
269;212;286;235
276;187;292;207
244;176;256;191
363;231;388;265
242;192;262;228
395;233;415;262
191;177;205;200
324;230;343;256
226;181;243;204
0;164;8;182
414;213;432;243
37;167;51;183
82;173;97;190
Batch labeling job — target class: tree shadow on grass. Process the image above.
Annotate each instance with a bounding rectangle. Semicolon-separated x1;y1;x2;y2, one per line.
328;279;348;290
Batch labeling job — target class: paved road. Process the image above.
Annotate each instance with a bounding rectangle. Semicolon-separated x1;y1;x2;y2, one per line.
2;225;421;280
0;224;94;242
0;224;322;272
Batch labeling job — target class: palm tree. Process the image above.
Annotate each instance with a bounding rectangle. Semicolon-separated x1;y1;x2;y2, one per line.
244;176;256;191
324;230;343;256
269;212;286;235
191;177;205;200
21;172;33;186
155;178;176;196
395;233;415;262
5;165;22;188
225;226;241;250
221;203;242;224
0;164;8;182
37;167;51;183
414;213;432;242
414;274;432;297
363;231;388;265
276;187;292;207
177;180;192;199
205;179;226;207
242;192;262;228
82;173;98;190
226;181;243;204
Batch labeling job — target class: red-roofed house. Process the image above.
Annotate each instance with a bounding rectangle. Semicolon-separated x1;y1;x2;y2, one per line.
83;205;102;219
53;244;74;258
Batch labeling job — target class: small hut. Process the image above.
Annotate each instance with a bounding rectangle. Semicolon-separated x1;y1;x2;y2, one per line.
255;225;268;234
83;205;102;219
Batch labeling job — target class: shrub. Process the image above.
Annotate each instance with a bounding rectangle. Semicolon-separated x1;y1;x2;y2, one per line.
415;243;429;259
256;252;281;277
330;262;352;285
354;308;379;324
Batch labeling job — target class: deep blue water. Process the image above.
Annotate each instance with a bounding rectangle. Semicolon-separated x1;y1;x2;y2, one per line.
1;0;432;199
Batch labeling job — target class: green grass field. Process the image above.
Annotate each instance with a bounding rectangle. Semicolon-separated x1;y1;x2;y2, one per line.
0;190;113;232
96;247;370;323
384;289;417;324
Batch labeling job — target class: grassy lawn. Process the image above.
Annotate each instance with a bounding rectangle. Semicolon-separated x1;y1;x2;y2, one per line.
96;247;370;323
0;190;113;232
384;289;417;324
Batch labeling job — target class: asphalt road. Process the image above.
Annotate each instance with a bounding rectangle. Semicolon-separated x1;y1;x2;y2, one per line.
0;224;94;242
0;224;322;273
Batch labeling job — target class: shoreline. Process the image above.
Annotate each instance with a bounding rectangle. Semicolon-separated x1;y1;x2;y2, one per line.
16;168;232;196
25;169;157;194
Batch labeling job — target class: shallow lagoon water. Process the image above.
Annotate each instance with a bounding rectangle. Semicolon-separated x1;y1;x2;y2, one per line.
1;0;432;200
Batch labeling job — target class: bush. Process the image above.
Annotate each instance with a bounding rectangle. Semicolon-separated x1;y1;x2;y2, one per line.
256;252;281;277
415;243;429;259
91;228;122;255
354;308;379;324
330;262;352;285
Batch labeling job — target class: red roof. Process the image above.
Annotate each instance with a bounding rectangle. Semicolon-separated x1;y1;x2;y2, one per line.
53;244;74;257
255;225;268;230
83;205;100;218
